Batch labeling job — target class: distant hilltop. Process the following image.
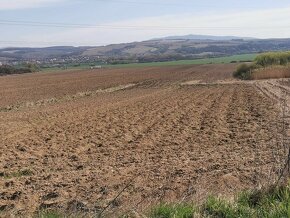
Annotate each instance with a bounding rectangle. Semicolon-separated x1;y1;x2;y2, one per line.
152;34;257;41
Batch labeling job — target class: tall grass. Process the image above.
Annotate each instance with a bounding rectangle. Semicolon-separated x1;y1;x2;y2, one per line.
251;66;290;80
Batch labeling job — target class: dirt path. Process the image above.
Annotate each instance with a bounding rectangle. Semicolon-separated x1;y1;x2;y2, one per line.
254;79;290;109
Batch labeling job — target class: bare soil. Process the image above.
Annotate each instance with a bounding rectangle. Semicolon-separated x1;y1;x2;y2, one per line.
0;64;286;217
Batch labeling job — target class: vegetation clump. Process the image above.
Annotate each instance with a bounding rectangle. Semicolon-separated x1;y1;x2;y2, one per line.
0;63;39;76
234;51;290;80
233;63;256;80
149;203;196;218
3;169;34;179
255;51;290;67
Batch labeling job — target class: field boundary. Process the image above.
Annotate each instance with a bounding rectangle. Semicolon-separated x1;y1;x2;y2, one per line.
0;83;136;112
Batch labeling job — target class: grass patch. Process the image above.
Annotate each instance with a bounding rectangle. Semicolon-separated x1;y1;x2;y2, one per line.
149;203;196;218
40;54;257;72
3;169;33;179
103;54;256;69
37;211;64;218
149;185;290;218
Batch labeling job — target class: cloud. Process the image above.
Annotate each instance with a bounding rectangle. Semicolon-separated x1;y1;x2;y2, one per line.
0;0;65;10
7;6;290;47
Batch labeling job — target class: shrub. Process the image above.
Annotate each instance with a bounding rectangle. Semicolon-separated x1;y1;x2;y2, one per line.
0;65;33;76
233;63;255;80
24;63;40;72
0;63;41;76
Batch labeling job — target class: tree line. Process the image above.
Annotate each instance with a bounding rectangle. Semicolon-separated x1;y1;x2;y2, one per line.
255;51;290;67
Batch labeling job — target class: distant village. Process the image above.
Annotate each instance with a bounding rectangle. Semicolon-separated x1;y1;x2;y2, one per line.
0;55;107;70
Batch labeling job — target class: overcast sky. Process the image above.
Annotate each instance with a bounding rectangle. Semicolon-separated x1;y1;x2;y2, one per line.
1;0;290;47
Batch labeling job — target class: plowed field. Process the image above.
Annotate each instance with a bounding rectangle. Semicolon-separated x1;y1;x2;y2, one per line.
0;64;285;217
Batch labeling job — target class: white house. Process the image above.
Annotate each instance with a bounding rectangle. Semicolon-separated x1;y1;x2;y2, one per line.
90;65;102;69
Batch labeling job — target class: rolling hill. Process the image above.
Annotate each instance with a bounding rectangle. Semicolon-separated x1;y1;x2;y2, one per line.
1;35;290;63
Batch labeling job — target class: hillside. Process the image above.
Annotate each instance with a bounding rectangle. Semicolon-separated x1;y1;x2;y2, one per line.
0;46;91;60
1;36;290;63
83;38;290;62
153;34;256;40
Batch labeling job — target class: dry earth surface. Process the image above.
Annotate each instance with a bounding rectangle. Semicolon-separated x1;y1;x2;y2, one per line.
0;64;288;217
